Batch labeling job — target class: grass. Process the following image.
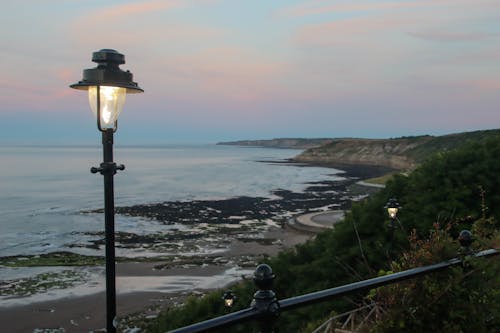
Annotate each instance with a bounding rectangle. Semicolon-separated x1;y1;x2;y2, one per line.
363;172;400;185
0;251;105;267
0;270;85;296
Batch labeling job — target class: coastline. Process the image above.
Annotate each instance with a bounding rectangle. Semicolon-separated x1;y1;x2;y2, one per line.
0;226;310;333
285;159;397;179
0;161;387;332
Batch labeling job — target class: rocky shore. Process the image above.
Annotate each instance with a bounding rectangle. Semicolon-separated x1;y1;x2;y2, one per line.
0;162;389;332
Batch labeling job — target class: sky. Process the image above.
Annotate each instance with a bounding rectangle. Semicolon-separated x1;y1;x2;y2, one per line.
1;0;500;144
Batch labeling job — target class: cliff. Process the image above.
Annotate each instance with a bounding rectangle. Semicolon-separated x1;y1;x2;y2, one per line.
293;129;500;170
293;137;430;170
217;138;333;149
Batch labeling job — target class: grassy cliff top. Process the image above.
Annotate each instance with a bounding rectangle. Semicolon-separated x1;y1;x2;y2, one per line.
217;138;333;149
293;129;500;170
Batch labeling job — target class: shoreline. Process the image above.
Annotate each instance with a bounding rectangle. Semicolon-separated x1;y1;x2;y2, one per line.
0;225;310;333
285;159;397;179
0;162;387;332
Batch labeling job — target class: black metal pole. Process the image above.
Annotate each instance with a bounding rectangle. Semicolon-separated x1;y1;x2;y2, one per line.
103;129;117;333
388;219;395;260
91;128;124;333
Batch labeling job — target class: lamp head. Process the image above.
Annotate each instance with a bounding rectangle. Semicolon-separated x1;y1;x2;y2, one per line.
222;290;236;308
70;49;143;131
385;198;401;219
387;207;398;219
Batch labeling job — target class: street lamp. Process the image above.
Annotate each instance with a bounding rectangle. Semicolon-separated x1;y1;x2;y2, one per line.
70;49;143;333
384;198;401;229
384;198;403;261
222;290;236;308
385;198;400;220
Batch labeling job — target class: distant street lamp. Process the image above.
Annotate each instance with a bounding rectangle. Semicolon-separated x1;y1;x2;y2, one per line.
222;290;236;308
70;49;143;333
384;198;403;260
385;198;400;221
385;198;401;229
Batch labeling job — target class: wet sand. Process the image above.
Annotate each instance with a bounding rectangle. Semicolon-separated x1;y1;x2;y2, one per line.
0;226;310;333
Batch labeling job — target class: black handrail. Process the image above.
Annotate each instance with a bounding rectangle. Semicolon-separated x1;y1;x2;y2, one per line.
281;248;497;310
167;248;499;333
168;307;259;332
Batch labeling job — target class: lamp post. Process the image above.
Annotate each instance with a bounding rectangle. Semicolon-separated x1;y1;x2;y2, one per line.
252;264;280;333
384;198;402;260
385;198;400;223
70;49;143;332
458;229;473;255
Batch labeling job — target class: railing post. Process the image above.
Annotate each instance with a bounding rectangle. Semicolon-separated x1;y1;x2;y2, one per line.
458;229;473;254
252;264;280;333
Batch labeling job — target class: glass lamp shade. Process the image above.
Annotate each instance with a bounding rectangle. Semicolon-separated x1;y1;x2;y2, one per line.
224;297;234;308
222;290;235;308
88;86;127;128
387;207;398;219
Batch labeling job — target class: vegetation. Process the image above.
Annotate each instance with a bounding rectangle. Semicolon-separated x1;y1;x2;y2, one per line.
216;138;333;149
371;222;499;333
362;172;400;185
408;129;500;162
0;270;86;296
295;128;500;170
0;251;104;267
146;134;500;332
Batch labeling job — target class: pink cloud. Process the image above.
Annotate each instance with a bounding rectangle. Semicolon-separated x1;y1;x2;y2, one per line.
280;0;498;17
291;1;500;50
466;79;500;92
294;15;413;48
280;0;435;17
408;31;500;42
283;0;500;121
0;78;72;113
56;68;74;82
151;46;290;105
83;0;183;23
69;1;223;53
0;58;85;114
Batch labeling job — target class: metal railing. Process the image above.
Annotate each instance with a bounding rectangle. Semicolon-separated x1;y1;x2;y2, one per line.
167;248;499;333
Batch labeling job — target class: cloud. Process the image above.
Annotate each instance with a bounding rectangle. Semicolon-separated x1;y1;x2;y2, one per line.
282;0;500;129
290;0;500;48
293;15;413;48
290;0;500;73
69;0;182;47
280;0;500;18
145;46;290;107
280;0;427;17
69;0;223;54
82;0;183;23
3;0;500;141
408;31;500;43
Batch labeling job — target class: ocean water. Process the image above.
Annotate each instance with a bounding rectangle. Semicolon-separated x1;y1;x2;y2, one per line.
0;144;342;258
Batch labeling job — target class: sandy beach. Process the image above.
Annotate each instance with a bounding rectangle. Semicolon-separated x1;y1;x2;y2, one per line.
0;226;311;333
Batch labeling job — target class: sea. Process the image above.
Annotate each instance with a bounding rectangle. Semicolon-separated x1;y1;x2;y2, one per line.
0;144;341;261
0;144;344;308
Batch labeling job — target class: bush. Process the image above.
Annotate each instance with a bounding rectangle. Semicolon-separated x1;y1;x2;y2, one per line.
371;222;500;333
147;136;500;332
